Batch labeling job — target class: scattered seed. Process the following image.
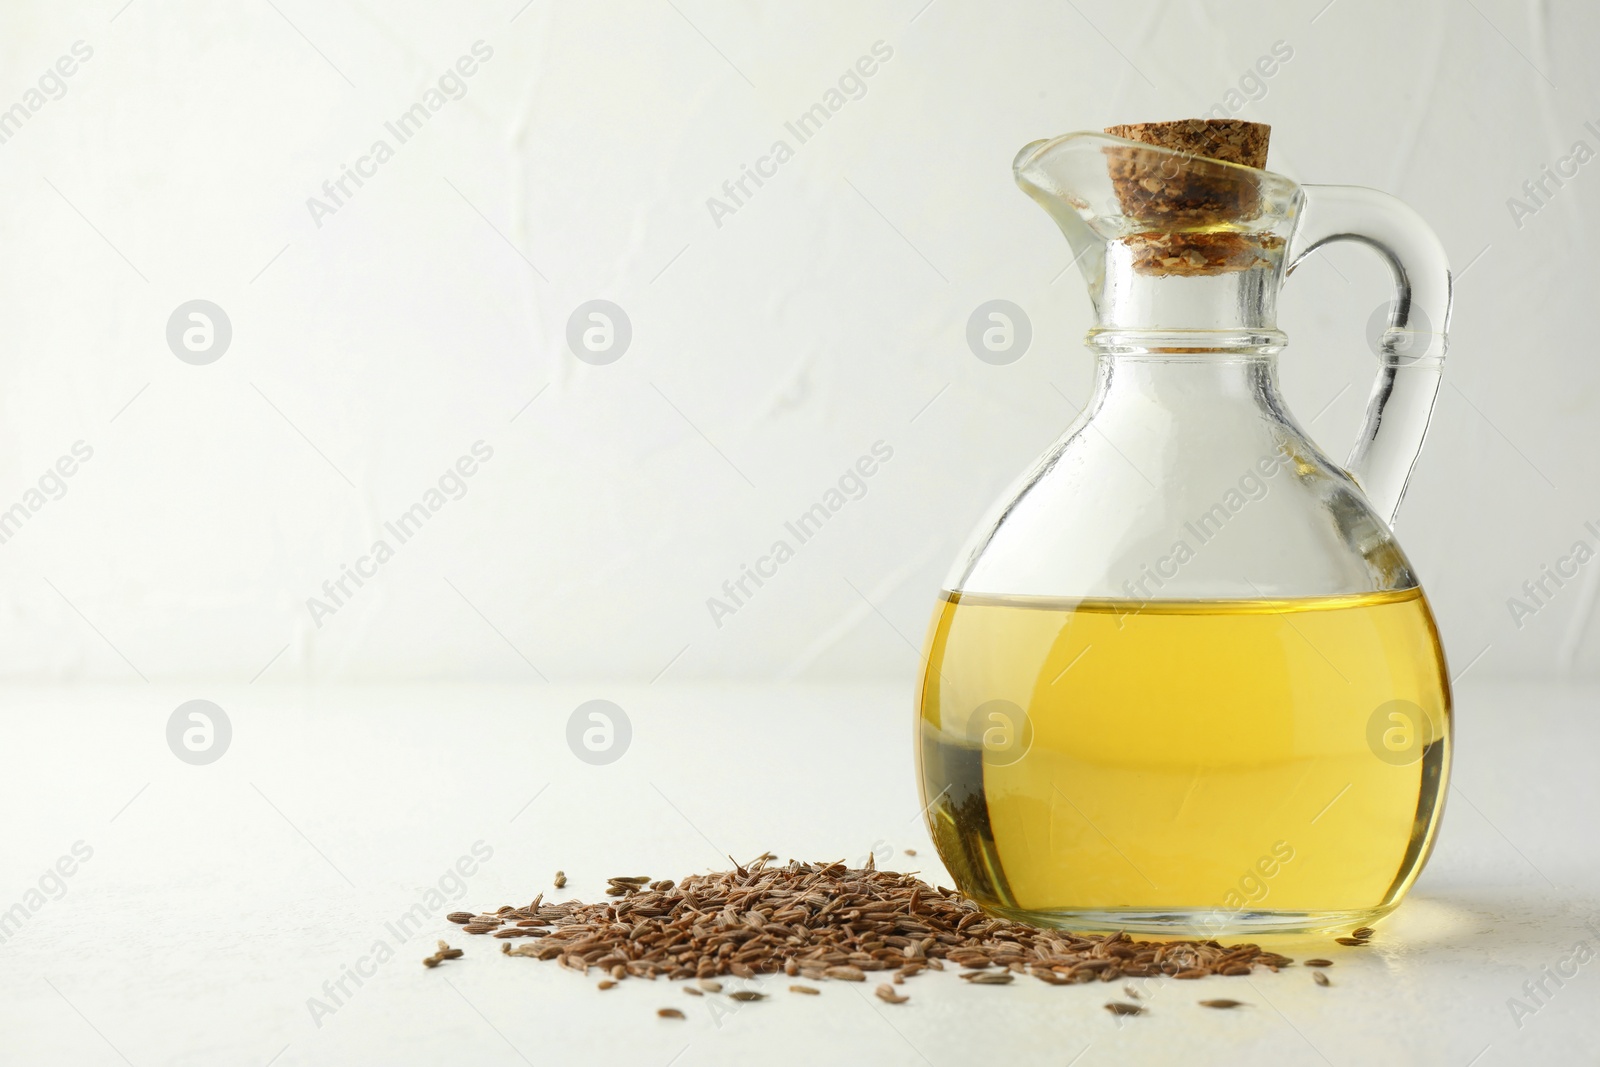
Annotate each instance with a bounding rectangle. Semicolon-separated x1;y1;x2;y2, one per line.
824;966;866;982
554;871;566;889
963;971;1014;985
904;849;917;856
422;941;463;968
728;991;765;1002
1123;985;1141;999
697;979;722;993
1312;971;1331;987
446;912;473;924
1104;1002;1144;1016
1334;937;1368;947
502;943;544;958
597;980;616;990
789;984;820;995
657;1008;685;1019
875;984;909;1004
1199;999;1246;1009
1351;927;1375;939
1303;959;1333;968
684;986;703;996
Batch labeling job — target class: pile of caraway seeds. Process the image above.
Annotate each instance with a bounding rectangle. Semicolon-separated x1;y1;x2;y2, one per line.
435;855;1353;1017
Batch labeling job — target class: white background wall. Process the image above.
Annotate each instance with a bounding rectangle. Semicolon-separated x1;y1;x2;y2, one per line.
0;0;1595;684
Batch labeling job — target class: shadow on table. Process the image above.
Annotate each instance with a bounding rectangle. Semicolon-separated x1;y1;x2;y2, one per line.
1379;884;1600;957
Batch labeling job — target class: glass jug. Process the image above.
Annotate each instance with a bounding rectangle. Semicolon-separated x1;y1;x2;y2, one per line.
917;121;1452;935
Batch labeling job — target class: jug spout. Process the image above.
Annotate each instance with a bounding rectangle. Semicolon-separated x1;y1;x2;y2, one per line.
1014;127;1302;344
1012;137;1109;294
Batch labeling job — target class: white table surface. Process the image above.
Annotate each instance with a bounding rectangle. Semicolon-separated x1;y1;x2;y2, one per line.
1;679;1596;1067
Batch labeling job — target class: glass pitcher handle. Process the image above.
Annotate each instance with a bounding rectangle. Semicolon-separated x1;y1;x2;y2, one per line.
1285;185;1452;525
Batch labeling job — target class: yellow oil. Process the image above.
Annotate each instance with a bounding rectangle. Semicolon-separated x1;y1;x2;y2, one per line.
917;587;1450;933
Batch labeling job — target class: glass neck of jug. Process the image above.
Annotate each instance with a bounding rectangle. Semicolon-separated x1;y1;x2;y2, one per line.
1088;239;1287;353
1081;345;1288;452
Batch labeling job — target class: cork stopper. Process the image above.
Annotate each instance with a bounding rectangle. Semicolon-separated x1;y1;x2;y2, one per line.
1105;119;1270;169
1101;119;1276;277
